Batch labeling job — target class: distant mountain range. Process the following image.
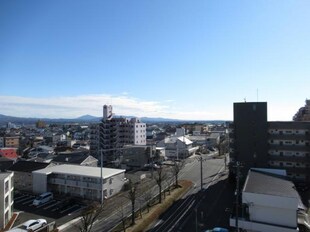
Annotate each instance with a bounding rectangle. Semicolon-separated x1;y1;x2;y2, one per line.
0;113;228;126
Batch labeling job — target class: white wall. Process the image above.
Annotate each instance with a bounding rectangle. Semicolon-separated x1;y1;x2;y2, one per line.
134;123;146;145
32;172;48;194
230;218;298;232
103;172;125;198
243;192;298;227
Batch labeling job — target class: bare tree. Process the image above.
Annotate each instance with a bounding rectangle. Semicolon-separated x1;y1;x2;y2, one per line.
78;203;104;232
154;165;168;203
116;200;127;232
126;180;138;225
141;183;154;213
172;159;185;188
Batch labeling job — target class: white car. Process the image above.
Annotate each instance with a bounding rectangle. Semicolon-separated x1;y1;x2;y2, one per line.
20;219;47;231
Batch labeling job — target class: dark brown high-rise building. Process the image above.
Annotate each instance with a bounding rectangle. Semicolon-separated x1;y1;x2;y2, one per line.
229;102;310;184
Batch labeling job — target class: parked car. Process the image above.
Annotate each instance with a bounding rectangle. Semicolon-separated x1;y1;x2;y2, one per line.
205;227;229;232
21;219;47;231
8;219;47;232
33;192;53;206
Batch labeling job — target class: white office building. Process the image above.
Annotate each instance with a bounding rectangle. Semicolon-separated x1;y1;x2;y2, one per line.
32;164;126;200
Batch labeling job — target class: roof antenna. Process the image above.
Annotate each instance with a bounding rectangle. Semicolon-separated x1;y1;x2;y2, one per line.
257;88;259;102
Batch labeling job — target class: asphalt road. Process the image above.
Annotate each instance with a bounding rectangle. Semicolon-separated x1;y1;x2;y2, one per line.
147;154;227;232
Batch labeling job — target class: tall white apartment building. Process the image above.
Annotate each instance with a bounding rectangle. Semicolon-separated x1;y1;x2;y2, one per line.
0;172;14;230
90;105;146;166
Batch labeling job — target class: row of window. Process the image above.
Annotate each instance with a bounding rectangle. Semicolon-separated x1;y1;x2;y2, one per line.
269;129;309;135
269;161;310;168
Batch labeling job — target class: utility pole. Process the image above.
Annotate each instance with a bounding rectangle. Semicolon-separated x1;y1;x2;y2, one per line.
200;155;203;191
234;161;243;232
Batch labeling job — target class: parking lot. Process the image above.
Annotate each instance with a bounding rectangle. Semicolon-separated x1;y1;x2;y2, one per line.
13;192;86;228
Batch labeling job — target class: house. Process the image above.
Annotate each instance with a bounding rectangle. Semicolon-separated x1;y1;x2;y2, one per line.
206;132;221;147
230;169;301;232
0;172;14;230
121;145;163;170
157;136;198;159
32;164;126;200
4;136;19;148
0;138;4;148
52;151;98;167
0;158;14;172
0;148;18;161
8;161;52;192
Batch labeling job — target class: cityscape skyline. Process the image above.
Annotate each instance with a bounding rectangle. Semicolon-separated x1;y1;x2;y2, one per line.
1;1;310;120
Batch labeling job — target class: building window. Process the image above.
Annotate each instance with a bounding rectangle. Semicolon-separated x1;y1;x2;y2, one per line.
5;181;9;193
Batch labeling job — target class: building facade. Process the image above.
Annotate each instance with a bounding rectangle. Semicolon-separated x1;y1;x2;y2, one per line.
90;105;146;166
32;164;126;200
229;102;269;178
0;172;14;230
268;121;310;183
230;169;300;232
4;136;19;148
293;99;310;121
229;102;310;183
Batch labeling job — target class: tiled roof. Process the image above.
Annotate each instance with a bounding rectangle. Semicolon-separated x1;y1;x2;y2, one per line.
8;161;50;172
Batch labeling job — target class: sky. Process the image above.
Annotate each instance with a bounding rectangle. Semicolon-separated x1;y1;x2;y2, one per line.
0;0;309;121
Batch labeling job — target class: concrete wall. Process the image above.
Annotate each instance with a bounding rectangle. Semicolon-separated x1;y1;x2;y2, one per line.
32;172;48;194
230;218;298;232
13;171;33;192
243;192;298;227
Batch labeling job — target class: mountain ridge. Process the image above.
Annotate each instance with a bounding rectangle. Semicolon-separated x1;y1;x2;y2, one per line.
0;113;228;125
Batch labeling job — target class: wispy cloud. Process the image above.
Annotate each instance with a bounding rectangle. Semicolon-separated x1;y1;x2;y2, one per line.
0;94;229;120
0;94;169;118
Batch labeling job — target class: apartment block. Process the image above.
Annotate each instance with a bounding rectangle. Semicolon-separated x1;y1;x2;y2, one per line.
229;102;269;178
90;105;146;166
229;102;310;184
268;121;310;183
0;172;14;230
32;164;126;201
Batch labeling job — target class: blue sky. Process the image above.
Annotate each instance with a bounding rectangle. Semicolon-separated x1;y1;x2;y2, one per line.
1;0;309;120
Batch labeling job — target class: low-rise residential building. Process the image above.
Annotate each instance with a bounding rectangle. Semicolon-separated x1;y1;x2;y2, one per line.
0;172;14;230
8;161;52;192
230;169;301;232
4;136;19;148
206;132;221;147
52;151;98;167
32;164;126;200
0;148;18;161
0;138;4;148
157;136;198;159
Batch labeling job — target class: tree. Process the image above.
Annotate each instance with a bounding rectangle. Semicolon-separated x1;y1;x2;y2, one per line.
140;183;154;213
154;165;168;203
126;180;138;225
116;200;127;232
78;203;104;232
172;159;185;188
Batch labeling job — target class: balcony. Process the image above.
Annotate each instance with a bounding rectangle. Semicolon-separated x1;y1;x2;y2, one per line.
268;154;310;162
268;133;309;140
268;144;309;152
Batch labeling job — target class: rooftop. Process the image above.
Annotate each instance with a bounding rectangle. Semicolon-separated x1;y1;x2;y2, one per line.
8;161;50;173
0;172;13;180
243;169;299;198
33;164;125;179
